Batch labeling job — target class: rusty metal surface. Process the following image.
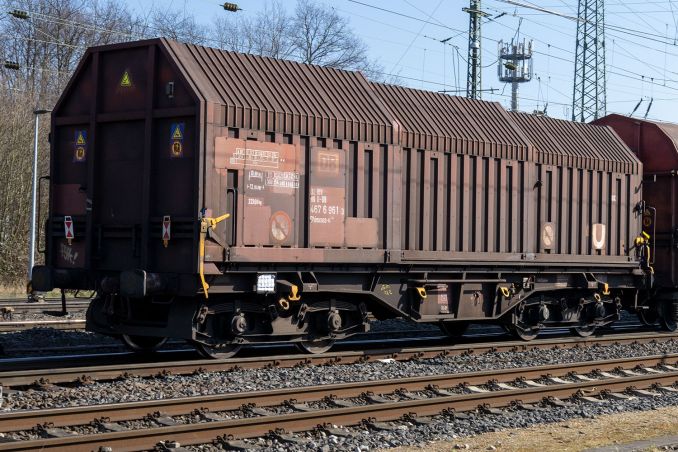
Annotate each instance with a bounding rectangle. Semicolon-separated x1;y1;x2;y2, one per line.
371;83;533;158
512;113;639;173
595;114;678;174
595;114;678;287
168;41;396;144
49;40;198;277
47;38;644;285
510;113;641;257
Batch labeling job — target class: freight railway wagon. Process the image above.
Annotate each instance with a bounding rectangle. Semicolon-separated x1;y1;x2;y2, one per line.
595;114;678;326
32;38;661;358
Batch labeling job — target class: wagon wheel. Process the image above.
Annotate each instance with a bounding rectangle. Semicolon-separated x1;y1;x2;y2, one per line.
194;342;243;359
570;324;596;338
121;334;167;353
510;305;540;341
439;321;469;338
637;308;658;326
509;324;539;341
295;338;335;354
660;300;678;332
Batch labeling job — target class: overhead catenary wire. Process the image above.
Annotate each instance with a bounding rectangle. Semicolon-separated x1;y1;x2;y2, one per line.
3;0;678;121
491;0;678;47
10;0;676;96
346;0;678;94
482;2;678;92
340;0;678;107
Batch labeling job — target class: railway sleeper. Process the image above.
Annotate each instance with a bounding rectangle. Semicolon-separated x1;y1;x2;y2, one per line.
2;360;678;448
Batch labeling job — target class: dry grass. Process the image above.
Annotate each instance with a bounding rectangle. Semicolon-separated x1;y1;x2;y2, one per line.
385;405;678;452
0;284;28;297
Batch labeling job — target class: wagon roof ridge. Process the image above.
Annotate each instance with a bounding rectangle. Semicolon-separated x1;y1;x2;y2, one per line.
56;38;640;169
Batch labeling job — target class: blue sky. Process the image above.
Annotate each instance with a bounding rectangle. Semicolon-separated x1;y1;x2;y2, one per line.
125;0;678;122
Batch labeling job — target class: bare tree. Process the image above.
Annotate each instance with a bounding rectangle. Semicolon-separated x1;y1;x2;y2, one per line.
212;15;254;54
213;1;294;59
290;0;372;71
1;0;140;102
0;90;43;287
211;0;388;80
146;6;208;45
0;0;140;288
250;0;295;59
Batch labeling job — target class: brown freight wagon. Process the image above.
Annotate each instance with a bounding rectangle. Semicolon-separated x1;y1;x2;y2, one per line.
594;114;678;324
33;39;649;357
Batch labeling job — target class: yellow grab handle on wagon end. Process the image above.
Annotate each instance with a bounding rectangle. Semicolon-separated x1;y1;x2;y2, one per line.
199;213;230;299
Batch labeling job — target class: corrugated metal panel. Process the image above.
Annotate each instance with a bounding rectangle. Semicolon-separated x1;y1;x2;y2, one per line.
511;112;639;173
164;40;396;144
371;82;533;159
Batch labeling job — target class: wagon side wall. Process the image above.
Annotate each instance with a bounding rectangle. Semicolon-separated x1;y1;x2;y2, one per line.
205;127;641;267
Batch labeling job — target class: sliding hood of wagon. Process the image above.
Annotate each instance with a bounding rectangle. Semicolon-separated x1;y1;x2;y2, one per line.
39;38;642;297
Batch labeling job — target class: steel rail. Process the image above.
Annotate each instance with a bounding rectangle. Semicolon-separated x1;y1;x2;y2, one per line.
0;353;675;434
0;319;86;332
0;300;90;310
1;331;677;387
0;298;74;304
1;358;677;451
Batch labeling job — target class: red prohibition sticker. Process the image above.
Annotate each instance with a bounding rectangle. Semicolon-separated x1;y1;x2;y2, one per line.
270;211;292;242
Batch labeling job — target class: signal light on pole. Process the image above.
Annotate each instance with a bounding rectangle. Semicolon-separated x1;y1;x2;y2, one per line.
222;2;241;12
9;9;29;19
4;61;19;70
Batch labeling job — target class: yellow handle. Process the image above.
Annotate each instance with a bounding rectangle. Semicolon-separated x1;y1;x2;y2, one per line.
199;213;231;298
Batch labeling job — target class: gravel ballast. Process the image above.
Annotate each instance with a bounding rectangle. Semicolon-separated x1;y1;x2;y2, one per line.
180;393;678;451
4;339;678;411
5;382;678;450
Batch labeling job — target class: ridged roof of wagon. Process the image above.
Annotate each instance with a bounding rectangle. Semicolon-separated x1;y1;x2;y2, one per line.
370;82;533;160
163;39;396;144
510;112;640;174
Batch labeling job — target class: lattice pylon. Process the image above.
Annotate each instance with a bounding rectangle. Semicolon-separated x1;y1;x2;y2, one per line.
572;0;606;122
466;0;483;100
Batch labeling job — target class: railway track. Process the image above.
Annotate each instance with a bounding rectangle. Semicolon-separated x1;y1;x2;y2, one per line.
0;299;90;333
1;330;677;387
0;300;90;314
0;319;86;333
1;354;678;451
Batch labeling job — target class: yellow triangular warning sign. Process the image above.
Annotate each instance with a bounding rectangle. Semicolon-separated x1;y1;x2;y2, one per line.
76;132;86;145
120;71;131;87
172;125;183;140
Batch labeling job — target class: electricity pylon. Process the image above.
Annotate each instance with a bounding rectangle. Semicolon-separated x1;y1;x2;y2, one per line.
572;0;606;122
464;0;488;99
